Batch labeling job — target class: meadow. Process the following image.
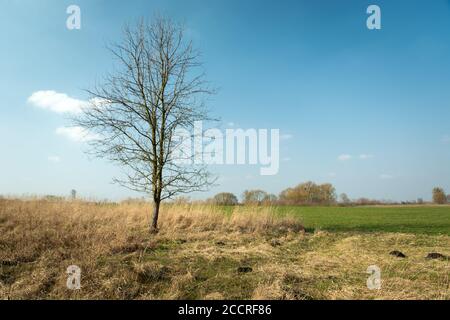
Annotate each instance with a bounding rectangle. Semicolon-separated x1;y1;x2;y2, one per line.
0;199;448;300
278;206;450;235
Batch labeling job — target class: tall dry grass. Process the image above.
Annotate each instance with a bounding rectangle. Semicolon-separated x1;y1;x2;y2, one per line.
0;199;303;299
160;204;304;234
0;199;302;264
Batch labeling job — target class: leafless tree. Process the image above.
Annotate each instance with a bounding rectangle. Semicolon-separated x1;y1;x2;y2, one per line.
74;17;215;232
242;189;269;205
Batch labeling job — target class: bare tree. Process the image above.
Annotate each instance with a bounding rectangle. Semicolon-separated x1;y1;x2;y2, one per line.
74;17;214;232
242;189;269;205
339;193;351;205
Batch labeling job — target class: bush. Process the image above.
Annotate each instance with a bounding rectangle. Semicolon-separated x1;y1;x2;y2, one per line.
211;192;239;206
432;187;446;204
279;182;336;205
242;190;278;205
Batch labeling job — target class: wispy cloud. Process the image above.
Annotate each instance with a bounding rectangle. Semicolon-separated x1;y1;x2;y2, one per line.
28;90;88;114
338;154;374;161
380;174;393;180
280;133;293;140
56;126;100;142
47;155;61;163
359;154;374;160
338;154;352;161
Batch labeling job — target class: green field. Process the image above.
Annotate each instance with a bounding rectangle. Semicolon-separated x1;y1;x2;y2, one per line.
275;206;450;235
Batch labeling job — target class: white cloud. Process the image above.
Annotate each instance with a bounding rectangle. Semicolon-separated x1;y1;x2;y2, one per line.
338;154;374;161
56;126;100;142
28;90;108;114
280;133;293;140
338;154;352;161
380;174;393;180
48;155;61;163
359;154;374;160
28;90;89;114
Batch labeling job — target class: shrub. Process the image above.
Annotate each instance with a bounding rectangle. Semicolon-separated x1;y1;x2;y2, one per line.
432;187;446;204
279;182;336;205
211;193;239;206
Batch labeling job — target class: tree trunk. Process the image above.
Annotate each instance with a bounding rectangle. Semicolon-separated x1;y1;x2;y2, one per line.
150;200;160;233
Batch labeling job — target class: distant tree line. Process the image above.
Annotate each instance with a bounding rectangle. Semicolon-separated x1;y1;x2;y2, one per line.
202;183;450;206
5;185;448;207
204;181;336;206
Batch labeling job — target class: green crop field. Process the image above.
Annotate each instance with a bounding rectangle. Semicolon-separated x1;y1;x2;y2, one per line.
275;206;450;235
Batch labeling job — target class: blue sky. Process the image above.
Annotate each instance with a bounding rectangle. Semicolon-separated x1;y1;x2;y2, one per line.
1;0;450;201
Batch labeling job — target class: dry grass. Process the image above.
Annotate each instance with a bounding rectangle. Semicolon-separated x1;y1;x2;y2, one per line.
0;199;448;300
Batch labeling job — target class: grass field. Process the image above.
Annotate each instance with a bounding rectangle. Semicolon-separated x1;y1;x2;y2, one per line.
0;199;449;300
277;206;450;235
